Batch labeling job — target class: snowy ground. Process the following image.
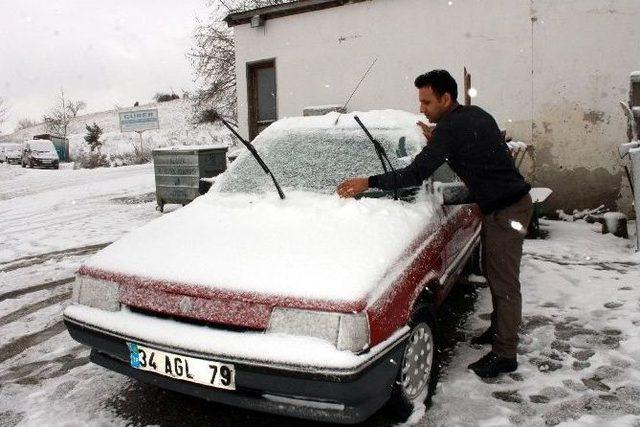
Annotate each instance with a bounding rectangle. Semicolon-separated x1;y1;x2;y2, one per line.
1;161;639;426
425;220;640;426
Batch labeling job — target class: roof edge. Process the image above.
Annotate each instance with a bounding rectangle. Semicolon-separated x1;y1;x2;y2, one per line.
224;0;370;27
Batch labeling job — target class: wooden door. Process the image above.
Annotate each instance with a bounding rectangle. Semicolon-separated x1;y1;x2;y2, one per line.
247;59;277;141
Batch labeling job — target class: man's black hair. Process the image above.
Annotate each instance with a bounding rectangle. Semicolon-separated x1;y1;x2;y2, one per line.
414;70;458;101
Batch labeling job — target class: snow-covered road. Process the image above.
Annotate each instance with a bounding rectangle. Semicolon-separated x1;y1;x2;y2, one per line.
0;163;160;426
1;162;639;426
0;163;156;264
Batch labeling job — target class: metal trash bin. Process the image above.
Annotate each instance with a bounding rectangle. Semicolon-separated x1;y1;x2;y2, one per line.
152;145;228;212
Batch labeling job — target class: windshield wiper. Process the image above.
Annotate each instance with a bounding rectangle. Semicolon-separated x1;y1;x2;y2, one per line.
213;113;285;200
353;116;399;201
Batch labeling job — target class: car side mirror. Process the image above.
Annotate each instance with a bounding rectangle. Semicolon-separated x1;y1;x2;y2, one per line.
434;181;472;205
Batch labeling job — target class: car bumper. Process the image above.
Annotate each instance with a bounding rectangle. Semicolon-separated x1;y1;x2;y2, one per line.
64;309;408;424
31;158;59;167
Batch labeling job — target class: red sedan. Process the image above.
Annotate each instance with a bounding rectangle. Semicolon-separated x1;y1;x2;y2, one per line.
64;110;480;424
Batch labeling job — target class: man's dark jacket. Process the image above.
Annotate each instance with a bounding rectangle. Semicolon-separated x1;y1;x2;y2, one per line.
368;105;531;214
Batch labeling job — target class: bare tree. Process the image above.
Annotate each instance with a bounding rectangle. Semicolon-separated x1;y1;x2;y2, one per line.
189;0;293;124
67;100;87;117
190;3;237;122
15;118;38;131
43;88;71;138
0;97;8;133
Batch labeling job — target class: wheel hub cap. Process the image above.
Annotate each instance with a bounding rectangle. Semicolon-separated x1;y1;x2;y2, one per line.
400;323;433;400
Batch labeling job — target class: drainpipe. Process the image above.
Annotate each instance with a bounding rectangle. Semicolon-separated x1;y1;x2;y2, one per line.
629;146;640;251
621;71;640;251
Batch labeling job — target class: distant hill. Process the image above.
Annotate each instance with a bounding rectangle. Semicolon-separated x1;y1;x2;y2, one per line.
1;99;235;159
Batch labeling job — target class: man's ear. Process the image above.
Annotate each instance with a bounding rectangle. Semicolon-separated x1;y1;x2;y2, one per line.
442;92;452;107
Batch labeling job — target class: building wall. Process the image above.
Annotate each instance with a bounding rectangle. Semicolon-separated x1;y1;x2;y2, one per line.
233;0;640;216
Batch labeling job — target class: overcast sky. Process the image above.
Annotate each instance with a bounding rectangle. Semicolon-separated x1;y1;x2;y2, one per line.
0;0;209;133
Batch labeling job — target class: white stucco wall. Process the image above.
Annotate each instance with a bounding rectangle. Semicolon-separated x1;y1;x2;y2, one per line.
233;0;640;215
530;0;640;214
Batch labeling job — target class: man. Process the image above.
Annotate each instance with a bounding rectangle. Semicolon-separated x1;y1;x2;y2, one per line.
337;69;533;378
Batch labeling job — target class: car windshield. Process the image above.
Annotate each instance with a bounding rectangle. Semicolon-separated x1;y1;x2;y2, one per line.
30;141;55;152
5;144;21;152
216;127;422;195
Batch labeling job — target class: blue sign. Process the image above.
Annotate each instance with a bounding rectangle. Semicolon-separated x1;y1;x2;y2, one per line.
119;108;160;132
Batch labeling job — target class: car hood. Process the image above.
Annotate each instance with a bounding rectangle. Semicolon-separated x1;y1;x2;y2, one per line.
33;151;58;159
83;191;440;303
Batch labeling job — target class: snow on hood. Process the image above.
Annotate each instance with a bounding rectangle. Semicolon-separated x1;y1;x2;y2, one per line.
83;191;439;302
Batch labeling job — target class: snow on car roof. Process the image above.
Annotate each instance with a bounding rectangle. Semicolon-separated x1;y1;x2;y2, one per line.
269;109;427;131
83;190;439;303
29;140;56;151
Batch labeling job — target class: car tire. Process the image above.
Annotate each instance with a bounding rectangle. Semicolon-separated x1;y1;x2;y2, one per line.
388;303;439;422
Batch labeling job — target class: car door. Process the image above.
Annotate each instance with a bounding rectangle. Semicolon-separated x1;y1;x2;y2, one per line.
431;162;478;277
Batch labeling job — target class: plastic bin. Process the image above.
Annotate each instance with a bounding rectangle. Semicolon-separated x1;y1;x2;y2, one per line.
152;145;228;212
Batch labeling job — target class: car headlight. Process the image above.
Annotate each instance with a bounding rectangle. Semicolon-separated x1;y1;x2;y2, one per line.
72;275;120;311
267;308;370;352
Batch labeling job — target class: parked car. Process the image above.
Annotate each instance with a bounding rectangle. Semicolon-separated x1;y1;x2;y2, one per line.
64;110;481;424
22;140;60;169
2;143;23;164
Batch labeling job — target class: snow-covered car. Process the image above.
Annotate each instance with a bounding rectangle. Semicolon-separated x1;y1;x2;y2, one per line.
2;143;23;164
22;140;60;169
63;110;481;424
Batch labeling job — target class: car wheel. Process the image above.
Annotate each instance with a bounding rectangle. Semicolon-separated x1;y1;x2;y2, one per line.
388;303;438;422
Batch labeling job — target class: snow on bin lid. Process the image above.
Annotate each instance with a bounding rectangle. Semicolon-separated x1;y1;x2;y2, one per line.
153;144;228;152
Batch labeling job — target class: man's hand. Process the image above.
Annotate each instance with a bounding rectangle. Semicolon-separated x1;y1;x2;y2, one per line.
416;121;435;141
337;177;369;198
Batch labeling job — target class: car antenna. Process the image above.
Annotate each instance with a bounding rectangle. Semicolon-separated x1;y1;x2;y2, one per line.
353;115;399;201
208;110;285;200
333;58;378;126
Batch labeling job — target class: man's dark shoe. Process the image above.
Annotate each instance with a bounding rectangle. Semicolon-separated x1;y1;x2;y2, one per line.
468;351;517;378
470;327;495;345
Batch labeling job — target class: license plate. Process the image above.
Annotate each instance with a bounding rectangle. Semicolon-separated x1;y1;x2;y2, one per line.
127;342;236;390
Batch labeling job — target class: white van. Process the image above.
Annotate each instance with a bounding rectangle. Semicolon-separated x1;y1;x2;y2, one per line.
3;143;24;165
22;140;60;169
